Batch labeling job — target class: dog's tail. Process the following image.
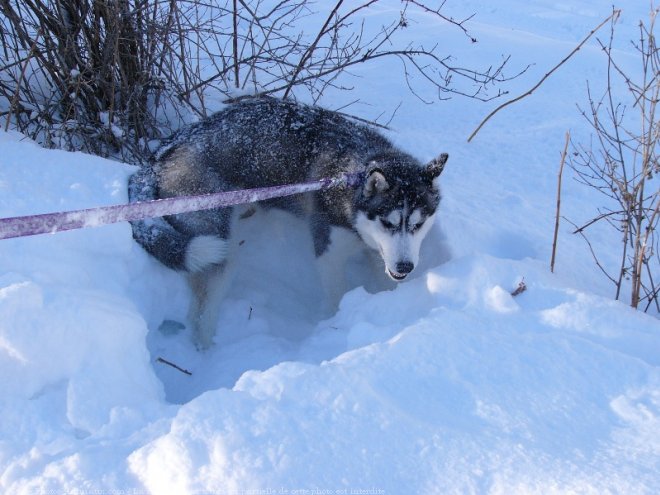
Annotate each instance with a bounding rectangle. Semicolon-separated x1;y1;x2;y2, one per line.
128;166;228;272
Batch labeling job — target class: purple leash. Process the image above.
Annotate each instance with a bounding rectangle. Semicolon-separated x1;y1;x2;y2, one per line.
0;172;364;241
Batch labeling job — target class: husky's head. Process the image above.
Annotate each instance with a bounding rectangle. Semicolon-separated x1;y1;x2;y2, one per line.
354;151;448;282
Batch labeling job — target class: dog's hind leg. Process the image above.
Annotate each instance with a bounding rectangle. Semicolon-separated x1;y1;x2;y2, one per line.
187;260;231;350
169;206;233;349
180;216;231;350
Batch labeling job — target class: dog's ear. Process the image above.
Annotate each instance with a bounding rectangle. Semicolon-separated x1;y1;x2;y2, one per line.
364;168;390;197
424;153;448;180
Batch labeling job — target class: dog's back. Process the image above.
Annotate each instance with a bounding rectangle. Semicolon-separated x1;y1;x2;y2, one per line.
129;96;395;270
155;97;391;192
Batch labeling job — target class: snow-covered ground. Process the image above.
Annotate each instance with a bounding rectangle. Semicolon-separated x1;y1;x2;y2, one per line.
1;1;659;493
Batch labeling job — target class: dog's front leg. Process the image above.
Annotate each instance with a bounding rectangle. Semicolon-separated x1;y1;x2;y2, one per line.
314;226;363;313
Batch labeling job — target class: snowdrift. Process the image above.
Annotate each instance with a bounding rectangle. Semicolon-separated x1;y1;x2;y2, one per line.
1;1;659;493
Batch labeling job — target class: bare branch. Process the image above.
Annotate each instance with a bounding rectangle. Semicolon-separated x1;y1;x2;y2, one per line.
283;0;344;99
467;9;621;143
1;0;520;162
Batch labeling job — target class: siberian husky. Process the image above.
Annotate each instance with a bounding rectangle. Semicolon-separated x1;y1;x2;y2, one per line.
129;96;448;349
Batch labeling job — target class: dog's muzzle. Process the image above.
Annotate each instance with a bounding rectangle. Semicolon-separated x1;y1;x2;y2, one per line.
388;261;414;281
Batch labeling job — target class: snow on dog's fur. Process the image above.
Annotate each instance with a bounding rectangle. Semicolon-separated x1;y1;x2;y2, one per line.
129;96;448;349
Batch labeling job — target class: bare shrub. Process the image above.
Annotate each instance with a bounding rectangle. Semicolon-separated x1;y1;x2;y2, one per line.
569;7;660;312
1;0;517;163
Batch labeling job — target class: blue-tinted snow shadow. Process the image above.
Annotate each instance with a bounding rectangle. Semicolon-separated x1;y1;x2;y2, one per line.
142;208;452;404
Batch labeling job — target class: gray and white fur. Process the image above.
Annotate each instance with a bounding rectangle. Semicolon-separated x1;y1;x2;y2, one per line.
129;96;448;349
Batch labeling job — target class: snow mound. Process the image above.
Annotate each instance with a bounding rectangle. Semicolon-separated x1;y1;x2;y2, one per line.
1;1;660;492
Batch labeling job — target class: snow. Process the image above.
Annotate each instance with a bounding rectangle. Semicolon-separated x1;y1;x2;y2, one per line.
1;1;659;493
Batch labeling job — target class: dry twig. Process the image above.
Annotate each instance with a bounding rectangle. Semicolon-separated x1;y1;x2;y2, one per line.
467;9;620;143
156;357;193;376
550;131;570;273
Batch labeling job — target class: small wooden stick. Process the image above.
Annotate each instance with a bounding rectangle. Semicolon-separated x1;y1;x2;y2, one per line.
156;357;192;376
551;131;570;273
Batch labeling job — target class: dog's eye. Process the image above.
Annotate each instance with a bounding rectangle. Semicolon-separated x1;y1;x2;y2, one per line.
380;218;396;230
410;222;425;233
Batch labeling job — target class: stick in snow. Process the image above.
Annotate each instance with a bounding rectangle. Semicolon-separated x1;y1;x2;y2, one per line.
156;357;193;376
550;131;570;273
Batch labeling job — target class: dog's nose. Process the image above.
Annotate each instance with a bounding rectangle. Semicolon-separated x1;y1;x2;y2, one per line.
396;261;414;275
